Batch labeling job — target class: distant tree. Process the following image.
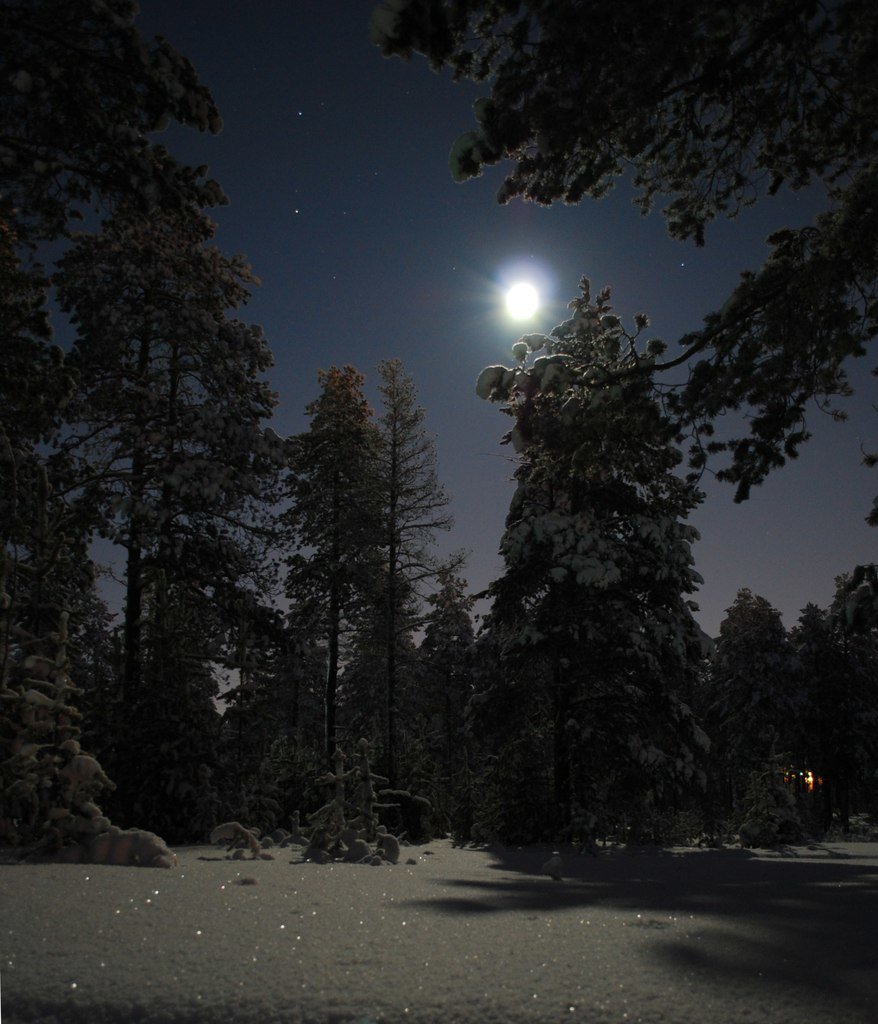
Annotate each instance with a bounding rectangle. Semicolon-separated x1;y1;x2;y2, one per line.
121;569;223;842
284;366;380;763
371;359;463;783
1;0;224;247
278;622;333;753
706;588;800;812
473;279;709;842
372;0;878;506
827;578;878;826
415;566;475;831
340;620;414;767
219;609;327;829
790;603;848;830
216;596;287;782
418;568;475;762
69;578;116;679
791;587;878;830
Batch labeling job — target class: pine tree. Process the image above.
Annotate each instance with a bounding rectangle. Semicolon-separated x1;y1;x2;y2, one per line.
372;359;462;784
53;206;284;836
792;588;878;831
416;567;476;832
419;568;475;766
474;278;709;842
0;222;62;446
284;366;380;764
56;205;282;688
707;588;800;816
2;0;228;742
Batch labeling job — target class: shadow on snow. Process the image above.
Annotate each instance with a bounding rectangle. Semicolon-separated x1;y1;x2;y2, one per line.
402;841;878;1019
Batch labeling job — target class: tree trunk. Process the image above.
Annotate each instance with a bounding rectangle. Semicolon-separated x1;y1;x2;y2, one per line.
289;639;300;743
325;583;339;764
386;539;398;787
122;332;151;704
552;654;571;834
122;539;143;703
385;412;400;787
325;474;341;765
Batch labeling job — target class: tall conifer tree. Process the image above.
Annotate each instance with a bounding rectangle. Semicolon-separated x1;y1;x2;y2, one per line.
475;279;709;841
372;359;461;783
284;366;379;763
54;206;283;837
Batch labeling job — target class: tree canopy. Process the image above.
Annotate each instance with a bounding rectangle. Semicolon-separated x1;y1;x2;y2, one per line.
371;0;878;506
1;0;224;245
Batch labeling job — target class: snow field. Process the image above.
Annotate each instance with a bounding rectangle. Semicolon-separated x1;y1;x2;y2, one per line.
2;840;876;1023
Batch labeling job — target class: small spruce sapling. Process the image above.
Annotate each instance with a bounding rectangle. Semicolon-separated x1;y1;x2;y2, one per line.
307;746;357;856
0;539;112;852
291;739;409;864
348;736;390;840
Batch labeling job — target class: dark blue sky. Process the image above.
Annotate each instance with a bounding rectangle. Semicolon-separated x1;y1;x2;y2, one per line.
135;0;876;636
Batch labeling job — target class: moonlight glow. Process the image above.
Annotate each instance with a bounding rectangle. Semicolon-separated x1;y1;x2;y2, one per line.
505;281;539;320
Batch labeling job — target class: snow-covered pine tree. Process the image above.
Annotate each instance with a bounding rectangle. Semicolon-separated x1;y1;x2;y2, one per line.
473;278;710;843
53;205;285;839
0;473;126;861
284;367;380;765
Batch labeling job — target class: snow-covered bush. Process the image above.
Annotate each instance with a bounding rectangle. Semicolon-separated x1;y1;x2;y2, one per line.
737;760;803;848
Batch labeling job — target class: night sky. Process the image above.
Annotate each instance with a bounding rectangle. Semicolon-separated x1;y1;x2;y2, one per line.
130;1;876;637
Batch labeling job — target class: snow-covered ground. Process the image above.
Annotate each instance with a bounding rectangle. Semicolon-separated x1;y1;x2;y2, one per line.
2;838;876;1023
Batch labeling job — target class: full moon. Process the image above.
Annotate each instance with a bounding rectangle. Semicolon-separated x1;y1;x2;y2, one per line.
505;281;539;320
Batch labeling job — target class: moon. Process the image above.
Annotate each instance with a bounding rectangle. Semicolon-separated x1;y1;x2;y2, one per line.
505;281;539;320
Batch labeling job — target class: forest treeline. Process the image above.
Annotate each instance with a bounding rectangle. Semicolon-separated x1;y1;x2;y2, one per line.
2;1;878;855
